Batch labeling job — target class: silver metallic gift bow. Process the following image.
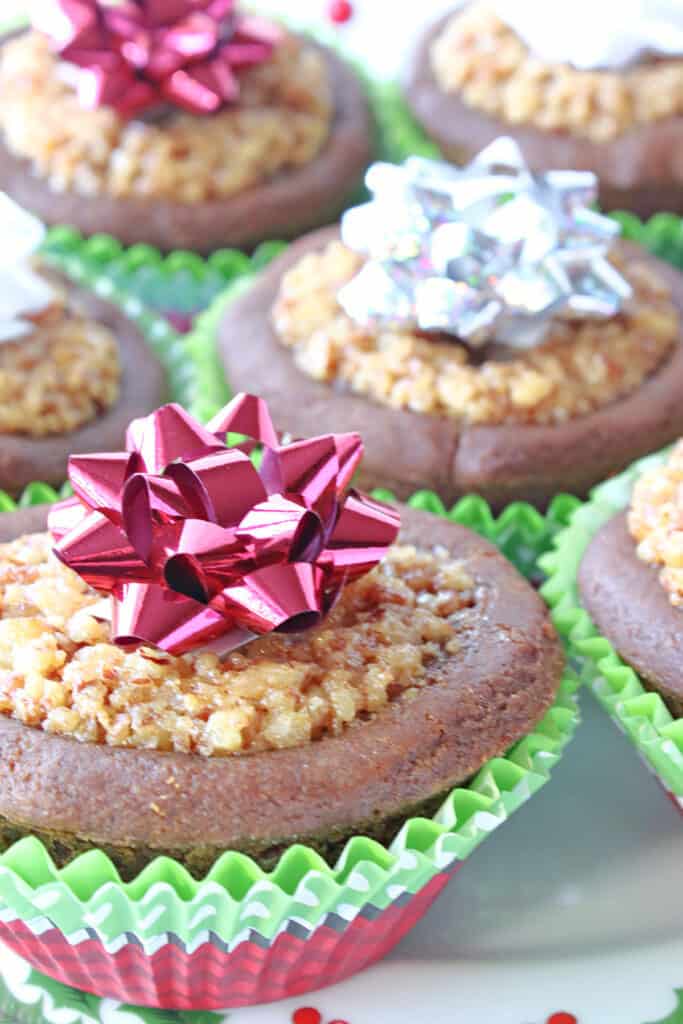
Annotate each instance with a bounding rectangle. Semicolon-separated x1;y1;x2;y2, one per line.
338;138;632;350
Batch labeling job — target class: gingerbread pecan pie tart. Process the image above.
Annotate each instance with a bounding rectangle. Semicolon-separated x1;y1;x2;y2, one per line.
0;195;165;495
0;1;372;252
0;395;563;879
579;440;683;716
405;1;683;217
219;144;683;509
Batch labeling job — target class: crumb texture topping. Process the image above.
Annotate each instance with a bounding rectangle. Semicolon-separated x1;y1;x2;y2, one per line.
431;3;683;142
0;534;476;755
629;440;683;607
273;241;678;426
0;32;332;202
0;292;120;438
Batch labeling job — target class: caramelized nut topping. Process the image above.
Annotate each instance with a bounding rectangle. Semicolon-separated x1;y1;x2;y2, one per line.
273;241;678;426
0;295;120;437
0;32;331;202
431;3;683;143
0;533;476;755
629;440;683;607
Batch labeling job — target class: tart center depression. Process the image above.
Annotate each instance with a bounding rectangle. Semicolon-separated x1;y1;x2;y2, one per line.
0;293;121;438
0;533;476;756
628;439;683;607
430;2;683;143
0;31;332;203
272;240;679;426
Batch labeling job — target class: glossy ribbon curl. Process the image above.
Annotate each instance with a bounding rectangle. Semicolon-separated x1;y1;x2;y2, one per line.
49;395;401;657
34;0;281;117
339;137;633;350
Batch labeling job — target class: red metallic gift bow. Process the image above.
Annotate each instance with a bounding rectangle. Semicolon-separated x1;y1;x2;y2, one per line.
48;395;401;657
33;0;281;117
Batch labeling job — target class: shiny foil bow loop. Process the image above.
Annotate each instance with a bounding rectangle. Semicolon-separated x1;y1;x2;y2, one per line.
49;395;401;657
33;0;281;117
0;194;54;344
338;137;633;350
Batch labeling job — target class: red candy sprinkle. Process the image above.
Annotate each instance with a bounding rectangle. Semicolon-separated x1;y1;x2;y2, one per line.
547;1014;578;1024
329;0;353;23
292;1010;322;1024
329;1020;351;1024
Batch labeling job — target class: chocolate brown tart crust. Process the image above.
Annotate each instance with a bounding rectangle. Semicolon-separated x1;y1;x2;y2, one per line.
0;35;372;254
0;280;167;497
579;510;683;717
0;504;562;879
404;13;683;219
219;226;683;510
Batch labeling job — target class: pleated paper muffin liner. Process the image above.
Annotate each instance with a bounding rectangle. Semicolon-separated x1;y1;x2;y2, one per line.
540;447;683;811
0;486;579;1010
0;74;589;1012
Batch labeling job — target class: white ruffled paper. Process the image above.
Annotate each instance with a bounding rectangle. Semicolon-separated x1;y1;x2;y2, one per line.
0;193;53;343
492;0;683;70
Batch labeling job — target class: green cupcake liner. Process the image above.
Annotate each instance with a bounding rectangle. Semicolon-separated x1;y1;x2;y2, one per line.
0;494;579;950
41;227;286;324
540;447;683;801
